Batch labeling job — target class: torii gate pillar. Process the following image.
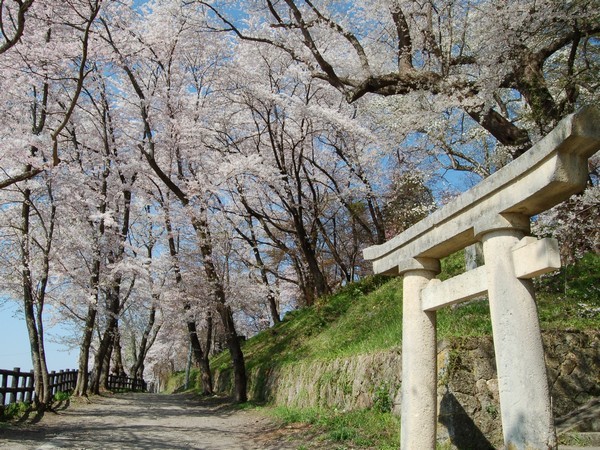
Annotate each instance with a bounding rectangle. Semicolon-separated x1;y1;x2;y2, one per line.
398;258;440;450
476;213;556;448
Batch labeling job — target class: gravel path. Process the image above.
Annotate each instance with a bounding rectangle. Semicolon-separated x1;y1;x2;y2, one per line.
0;393;298;449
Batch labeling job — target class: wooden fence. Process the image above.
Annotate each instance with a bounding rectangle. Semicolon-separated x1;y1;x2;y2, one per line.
107;373;147;392
0;368;146;406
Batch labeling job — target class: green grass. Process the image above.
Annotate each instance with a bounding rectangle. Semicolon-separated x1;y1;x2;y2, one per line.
269;405;400;449
163;368;214;394
211;275;400;372
53;391;71;402
213;252;599;375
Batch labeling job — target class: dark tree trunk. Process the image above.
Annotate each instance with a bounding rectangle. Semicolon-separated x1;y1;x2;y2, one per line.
192;214;247;403
74;304;96;396
90;186;132;393
74;175;108;396
216;302;247;403
20;181;52;408
247;223;280;324
291;212;329;303
130;302;159;380
201;313;213;392
185;318;213;395
100;335;113;390
112;330;126;377
74;255;101;397
90;287;120;394
164;205;214;395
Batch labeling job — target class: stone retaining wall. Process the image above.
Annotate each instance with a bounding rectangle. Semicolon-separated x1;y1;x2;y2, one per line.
213;330;600;447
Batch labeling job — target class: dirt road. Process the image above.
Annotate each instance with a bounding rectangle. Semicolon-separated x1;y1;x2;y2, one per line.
0;393;298;449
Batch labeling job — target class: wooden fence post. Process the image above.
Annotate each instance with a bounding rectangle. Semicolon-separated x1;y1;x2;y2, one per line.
24;371;34;403
9;368;20;404
50;371;56;396
0;371;7;405
18;371;28;402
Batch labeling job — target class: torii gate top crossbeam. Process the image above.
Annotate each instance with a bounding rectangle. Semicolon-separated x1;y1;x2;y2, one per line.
363;107;600;275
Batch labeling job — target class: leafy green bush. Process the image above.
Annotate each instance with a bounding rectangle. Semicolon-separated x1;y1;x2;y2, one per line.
0;401;31;421
372;383;393;413
537;252;600;302
53;391;71;402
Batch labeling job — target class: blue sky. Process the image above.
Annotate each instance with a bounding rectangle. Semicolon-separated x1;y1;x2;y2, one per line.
0;301;78;372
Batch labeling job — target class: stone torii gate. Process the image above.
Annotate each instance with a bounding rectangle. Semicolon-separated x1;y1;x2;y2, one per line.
363;107;600;449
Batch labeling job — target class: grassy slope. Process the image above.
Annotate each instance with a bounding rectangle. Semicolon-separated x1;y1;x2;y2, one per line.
212;252;599;375
180;252;600;449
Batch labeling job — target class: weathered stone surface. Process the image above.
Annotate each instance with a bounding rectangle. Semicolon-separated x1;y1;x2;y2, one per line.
214;330;600;448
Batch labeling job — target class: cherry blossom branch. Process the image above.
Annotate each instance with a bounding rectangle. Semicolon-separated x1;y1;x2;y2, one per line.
0;0;34;54
49;1;101;166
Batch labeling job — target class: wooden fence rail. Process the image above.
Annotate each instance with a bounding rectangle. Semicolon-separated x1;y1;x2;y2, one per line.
0;368;146;406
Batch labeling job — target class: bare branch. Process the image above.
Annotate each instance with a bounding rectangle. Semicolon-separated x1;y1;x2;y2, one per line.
279;0;347;93
0;167;43;189
303;0;371;75
0;0;34;55
50;1;102;166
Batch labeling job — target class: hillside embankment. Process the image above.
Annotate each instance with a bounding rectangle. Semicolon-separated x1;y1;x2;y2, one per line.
212;330;599;447
173;253;600;448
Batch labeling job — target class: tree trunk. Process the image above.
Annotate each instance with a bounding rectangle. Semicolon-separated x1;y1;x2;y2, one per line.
112;330;126;377
164;205;214;395
75;162;109;396
20;184;52;408
100;334;114;390
192;214;247;403
90;287;120;394
185;318;213;395
90;186;132;393
248;223;280;324
74;303;96;396
266;290;281;326
291;212;329;302
74;258;101;396
130;302;158;381
201;312;213;393
216;302;247;403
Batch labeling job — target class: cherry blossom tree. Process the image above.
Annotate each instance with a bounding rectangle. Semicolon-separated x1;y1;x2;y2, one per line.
198;0;598;278
0;0;101;189
198;0;599;169
95;0;250;401
0;0;35;55
0;0;103;405
0;173;57;407
1;0;596;405
208;42;401;300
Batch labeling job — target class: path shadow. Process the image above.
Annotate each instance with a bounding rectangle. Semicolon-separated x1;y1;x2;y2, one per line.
438;390;495;450
15;405;45;424
2;392;281;450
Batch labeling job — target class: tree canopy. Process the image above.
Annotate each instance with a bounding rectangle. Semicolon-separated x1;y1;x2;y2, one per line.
0;0;597;403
